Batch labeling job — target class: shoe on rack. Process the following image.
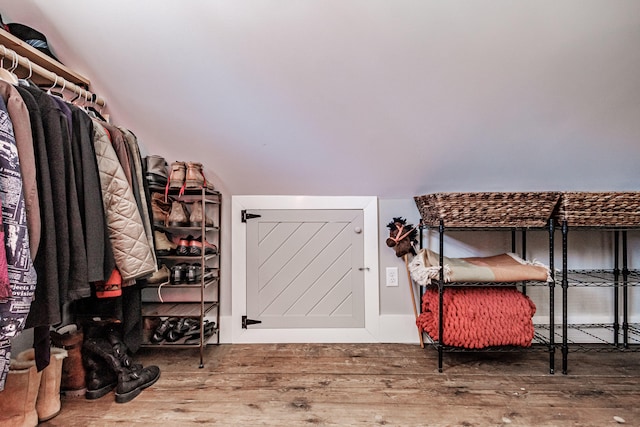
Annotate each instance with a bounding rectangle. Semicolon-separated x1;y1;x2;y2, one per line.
175;236;193;256
168;201;190;227
189;201;214;227
189;236;218;256
167;161;186;190
165;318;200;343
154;231;177;256
145;155;168;187
146;264;170;285
185;162;205;188
184;320;217;345
150;318;178;343
186;263;202;283
171;263;189;284
151;193;172;226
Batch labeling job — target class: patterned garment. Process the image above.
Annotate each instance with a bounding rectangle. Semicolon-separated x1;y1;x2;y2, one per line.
0;96;37;391
0;199;8;300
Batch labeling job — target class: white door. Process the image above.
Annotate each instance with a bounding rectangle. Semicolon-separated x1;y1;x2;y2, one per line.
245;209;365;329
231;196;379;343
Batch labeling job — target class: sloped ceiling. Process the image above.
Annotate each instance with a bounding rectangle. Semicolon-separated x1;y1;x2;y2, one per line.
1;1;639;198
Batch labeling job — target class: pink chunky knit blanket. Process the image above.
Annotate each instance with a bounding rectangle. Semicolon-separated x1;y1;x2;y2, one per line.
416;286;537;348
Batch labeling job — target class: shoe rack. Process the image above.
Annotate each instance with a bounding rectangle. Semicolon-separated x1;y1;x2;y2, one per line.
141;185;221;368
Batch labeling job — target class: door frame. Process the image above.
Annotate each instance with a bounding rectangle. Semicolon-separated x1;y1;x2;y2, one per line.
231;196;379;343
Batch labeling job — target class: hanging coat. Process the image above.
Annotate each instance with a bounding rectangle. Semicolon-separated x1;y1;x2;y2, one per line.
69;105;112;283
50;96;90;302
15;85;59;372
21;86;70;309
15;86;60;327
117;126;156;263
0;96;37;391
92;121;155;281
0;81;40;258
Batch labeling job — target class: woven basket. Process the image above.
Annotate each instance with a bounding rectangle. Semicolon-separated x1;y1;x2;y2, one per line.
414;192;561;228
554;191;640;227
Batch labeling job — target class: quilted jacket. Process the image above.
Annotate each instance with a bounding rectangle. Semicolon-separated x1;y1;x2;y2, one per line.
92;120;156;281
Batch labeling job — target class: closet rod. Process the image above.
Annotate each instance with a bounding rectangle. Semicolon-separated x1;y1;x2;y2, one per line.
0;43;106;108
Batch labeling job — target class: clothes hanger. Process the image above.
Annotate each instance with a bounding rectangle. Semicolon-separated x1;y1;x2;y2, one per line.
46;74;60;95
82;90;97;118
0;47;19;84
70;86;85;104
50;77;66;100
84;94;107;122
8;51;20;81
77;89;101;119
18;57;33;86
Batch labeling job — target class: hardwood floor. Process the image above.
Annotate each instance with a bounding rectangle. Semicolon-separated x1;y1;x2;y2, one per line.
41;344;640;427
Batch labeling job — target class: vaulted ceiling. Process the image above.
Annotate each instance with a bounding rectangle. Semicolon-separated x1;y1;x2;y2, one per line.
1;1;639;198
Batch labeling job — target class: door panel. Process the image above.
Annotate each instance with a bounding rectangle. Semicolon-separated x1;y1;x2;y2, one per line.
246;209;364;329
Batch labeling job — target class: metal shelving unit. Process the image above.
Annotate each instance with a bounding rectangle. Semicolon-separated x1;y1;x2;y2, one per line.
419;221;557;373
560;225;640;374
141;186;221;368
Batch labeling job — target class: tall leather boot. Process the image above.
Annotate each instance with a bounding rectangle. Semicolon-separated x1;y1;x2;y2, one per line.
81;320;121;399
82;352;117;400
0;357;42;427
50;324;87;397
82;337;160;404
15;347;68;422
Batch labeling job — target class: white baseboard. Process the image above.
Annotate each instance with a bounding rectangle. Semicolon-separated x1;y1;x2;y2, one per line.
377;314;422;344
218;314;421;344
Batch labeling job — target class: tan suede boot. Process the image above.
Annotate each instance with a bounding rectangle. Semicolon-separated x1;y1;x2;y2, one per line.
50;325;87;397
168;161;186;189
154;230;177;255
0;358;42;427
185;162;205;188
168;201;189;227
146;264;170;285
16;347;68;422
189;201;214;227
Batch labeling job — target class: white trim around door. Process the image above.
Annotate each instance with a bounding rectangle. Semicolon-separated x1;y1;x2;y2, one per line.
231;196;379;343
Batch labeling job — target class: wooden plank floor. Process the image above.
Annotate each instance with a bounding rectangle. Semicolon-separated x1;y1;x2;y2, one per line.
41;344;640;427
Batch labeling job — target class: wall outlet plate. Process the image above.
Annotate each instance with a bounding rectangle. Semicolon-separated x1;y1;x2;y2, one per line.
386;267;399;287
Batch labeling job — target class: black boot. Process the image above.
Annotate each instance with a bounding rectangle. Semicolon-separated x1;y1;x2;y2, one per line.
113;364;161;404
83;321;137;369
82;352;117;400
104;323;135;369
83;337;160;404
